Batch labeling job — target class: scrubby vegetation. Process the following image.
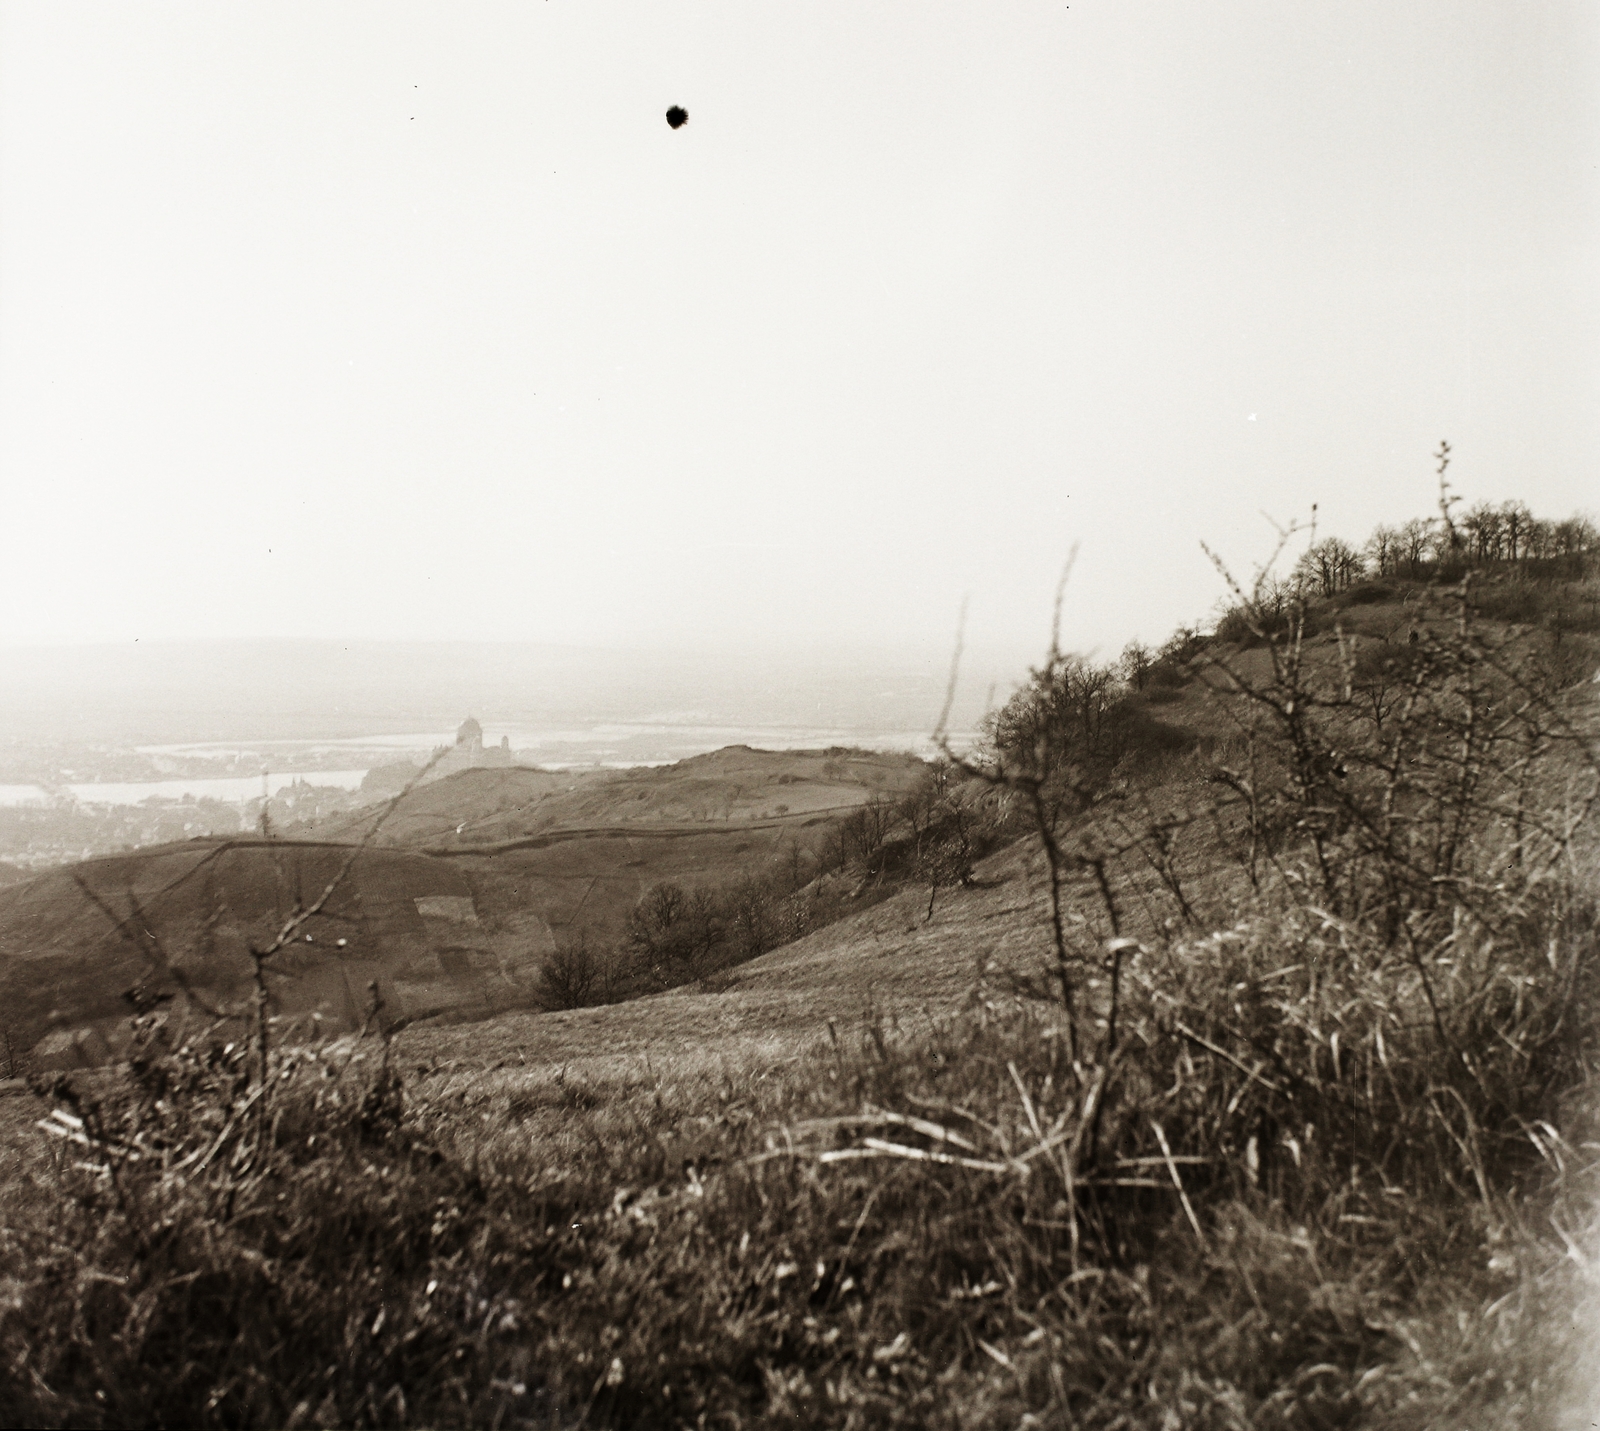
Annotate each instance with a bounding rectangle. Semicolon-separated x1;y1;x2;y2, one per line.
2;482;1598;1427
535;769;1016;1009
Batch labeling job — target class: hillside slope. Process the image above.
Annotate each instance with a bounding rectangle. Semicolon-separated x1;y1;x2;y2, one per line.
0;747;929;1068
315;745;925;849
0;841;511;1069
391;562;1600;1123
402;838;1049;1080
3;551;1596;1426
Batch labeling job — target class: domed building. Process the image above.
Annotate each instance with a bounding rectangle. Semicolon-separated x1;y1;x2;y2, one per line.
429;715;514;779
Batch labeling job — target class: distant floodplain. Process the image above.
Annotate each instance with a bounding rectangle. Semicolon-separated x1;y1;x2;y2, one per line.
36;723;976;807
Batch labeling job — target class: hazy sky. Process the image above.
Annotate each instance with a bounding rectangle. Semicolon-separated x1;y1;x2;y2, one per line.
2;2;1595;664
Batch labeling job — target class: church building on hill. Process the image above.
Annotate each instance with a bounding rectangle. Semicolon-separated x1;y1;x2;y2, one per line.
430;716;515;778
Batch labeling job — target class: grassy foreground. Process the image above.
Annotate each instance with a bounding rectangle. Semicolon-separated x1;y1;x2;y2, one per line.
0;858;1595;1428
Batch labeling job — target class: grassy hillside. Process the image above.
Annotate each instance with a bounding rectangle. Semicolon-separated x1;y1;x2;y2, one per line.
0;841;504;1070
4;784;1593;1426
0;747;929;1070
1;513;1597;1427
315;745;927;849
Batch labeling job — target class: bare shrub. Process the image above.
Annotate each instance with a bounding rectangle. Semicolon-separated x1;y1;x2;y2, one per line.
0;1022;26;1079
913;830;972;921
626;881;723;985
722;872;781;958
538;930;617;1010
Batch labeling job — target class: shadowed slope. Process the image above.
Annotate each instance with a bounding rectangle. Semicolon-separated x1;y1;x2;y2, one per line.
0;747;933;1069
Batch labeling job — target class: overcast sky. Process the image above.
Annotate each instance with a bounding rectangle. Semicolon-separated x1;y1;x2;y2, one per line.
1;2;1594;664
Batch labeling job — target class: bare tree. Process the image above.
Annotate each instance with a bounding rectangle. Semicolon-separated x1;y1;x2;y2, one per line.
626;881;722;984
1363;523;1399;577
1396;517;1432;575
539;930;616;1010
1292;536;1364;597
1118;640;1152;691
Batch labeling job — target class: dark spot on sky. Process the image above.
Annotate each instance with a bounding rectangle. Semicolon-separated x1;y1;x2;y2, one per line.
666;106;688;130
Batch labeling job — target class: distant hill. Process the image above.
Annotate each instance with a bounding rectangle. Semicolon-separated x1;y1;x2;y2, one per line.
316;744;924;849
0;746;928;1069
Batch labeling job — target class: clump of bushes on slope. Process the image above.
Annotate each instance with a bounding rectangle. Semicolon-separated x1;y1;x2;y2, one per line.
536;766;1023;1008
1209;483;1599;655
534;861;841;1009
538;671;1207;1012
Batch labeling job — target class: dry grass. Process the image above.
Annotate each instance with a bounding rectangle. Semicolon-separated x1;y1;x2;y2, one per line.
2;548;1598;1427
403;843;1043;1071
2;819;1594;1427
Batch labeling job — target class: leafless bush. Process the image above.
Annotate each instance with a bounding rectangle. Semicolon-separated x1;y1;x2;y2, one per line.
626;881;724;985
1203;517;1598;952
0;1022;25;1080
912;830;973;921
538;930;618;1010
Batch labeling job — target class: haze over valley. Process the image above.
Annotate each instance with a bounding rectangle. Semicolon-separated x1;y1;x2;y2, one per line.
0;637;1007;870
